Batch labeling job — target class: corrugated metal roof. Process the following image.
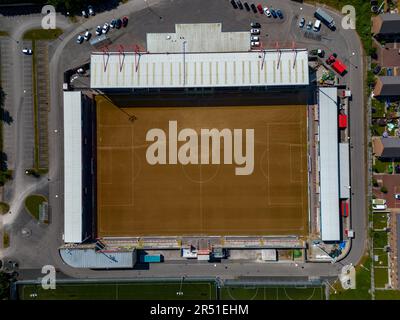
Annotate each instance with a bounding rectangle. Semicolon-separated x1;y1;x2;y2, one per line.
63;92;83;243
146;23;250;53
319;87;340;241
60;248;135;269
339;143;350;199
90;50;309;89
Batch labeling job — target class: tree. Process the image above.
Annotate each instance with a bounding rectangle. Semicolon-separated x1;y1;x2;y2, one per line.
0;272;11;300
380;186;388;194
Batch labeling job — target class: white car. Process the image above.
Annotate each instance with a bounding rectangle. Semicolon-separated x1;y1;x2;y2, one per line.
22;48;33;55
84;30;92;41
250;28;260;35
263;7;271;17
251;41;260;47
81;10;88;18
395;194;400;200
299;17;305;28
76;35;84;44
306;20;313;30
102;22;110;34
88;5;95;16
95;25;102;36
250;36;259;41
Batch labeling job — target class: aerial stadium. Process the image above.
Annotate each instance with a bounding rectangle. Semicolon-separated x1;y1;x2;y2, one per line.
60;23;350;268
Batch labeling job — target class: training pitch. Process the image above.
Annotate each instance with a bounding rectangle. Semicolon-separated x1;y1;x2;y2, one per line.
96;96;308;237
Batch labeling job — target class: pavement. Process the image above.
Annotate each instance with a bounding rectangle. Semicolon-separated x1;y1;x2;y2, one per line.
0;0;367;283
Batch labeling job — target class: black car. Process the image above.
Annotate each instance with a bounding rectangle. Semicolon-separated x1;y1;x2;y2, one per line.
230;0;238;9
373;65;382;75
276;9;283;19
236;0;243;9
244;2;250;11
270;8;277;18
250;22;261;28
115;18;122;29
122;16;128;27
250;3;257;13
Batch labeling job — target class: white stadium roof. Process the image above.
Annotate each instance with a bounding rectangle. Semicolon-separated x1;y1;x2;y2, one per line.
63;91;83;243
318;87;340;242
90;49;309;89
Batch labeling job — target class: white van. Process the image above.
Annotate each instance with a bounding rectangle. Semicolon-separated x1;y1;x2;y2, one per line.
313;19;321;32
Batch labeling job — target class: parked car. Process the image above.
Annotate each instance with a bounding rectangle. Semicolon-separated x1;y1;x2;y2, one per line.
76;35;84;44
81;10;88;18
88;5;95;16
373;65;382;75
257;4;263;14
270;8;277;18
110;19;117;28
122;16;129;27
230;0;238;9
84;30;92;41
115;18;122;29
236;0;243;9
250;4;257;13
326;53;337;65
102;22;110;34
263;7;271;17
395;194;400;200
95;25;102;35
250;36;259;41
22;48;33;55
244;2;250;11
276;9;283;19
299;17;305;28
313;19;322;32
250;28;260;35
251;41;260;47
250;22;261;28
306;20;313;30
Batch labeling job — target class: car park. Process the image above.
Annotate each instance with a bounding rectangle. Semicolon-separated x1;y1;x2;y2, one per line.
299;17;305;28
306;20;313;30
88;5;95;16
250;28;260;35
276;9;283;19
96;25;102;35
270;8;277;18
115;18;122;29
82;10;88;18
250;4;257;13
244;2;250;11
102;22;110;34
250;36;259;41
22;48;33;55
76;35;84;44
122;16;129;27
251;41;260;47
230;0;238;9
84;30;92;41
263;7;271;17
236;0;243;9
250;22;261;28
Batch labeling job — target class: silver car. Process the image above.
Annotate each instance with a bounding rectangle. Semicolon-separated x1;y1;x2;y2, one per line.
250;28;260;35
250;36;259;41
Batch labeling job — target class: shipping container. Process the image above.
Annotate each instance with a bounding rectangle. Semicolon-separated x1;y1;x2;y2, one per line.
140;254;163;263
314;8;335;29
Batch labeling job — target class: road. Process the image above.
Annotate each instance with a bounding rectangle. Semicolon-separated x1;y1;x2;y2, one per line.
0;0;367;283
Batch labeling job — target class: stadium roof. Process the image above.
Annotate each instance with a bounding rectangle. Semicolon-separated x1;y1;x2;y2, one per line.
60;248;136;269
63;92;83;243
318;87;340;242
90;49;309;89
339;143;350;199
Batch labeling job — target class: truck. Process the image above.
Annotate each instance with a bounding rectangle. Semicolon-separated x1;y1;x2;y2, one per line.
314;8;336;30
140;254;163;263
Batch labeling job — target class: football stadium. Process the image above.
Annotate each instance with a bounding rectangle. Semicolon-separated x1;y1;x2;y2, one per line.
60;24;350;267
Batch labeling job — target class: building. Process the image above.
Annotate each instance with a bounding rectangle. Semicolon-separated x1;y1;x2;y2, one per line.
372;13;400;40
373;76;400;100
373;137;400;159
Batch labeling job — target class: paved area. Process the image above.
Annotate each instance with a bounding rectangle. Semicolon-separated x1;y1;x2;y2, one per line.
373;174;400;208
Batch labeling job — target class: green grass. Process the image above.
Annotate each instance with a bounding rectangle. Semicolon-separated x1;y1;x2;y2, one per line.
23;28;63;40
374;268;389;288
0;31;8;37
305;0;372;54
19;282;216;300
373;249;388;267
0;201;9;214
330;256;372;300
375;290;400;300
373;213;388;230
24;194;47;220
3;232;9;248
372;99;386;118
220;286;324;300
373;231;388;249
373;159;389;173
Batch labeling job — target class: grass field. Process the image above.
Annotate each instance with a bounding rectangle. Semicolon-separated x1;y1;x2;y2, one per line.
24;194;47;220
374;268;389;288
375;290;400;300
220;286;324;300
373;248;388;267
373;213;388;230
96;96;308;237
19;282;217;300
23;28;63;40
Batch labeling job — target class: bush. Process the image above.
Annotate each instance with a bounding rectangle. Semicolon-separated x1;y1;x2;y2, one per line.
0;202;10;214
380;186;388;193
372;178;379;187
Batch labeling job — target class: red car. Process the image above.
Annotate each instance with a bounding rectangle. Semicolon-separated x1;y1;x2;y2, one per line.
257;4;263;14
122;16;128;27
